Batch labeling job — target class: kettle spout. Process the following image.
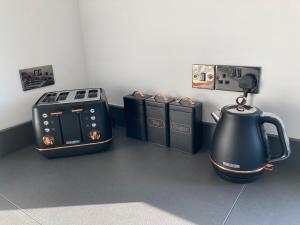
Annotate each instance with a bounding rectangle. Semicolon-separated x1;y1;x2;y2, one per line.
211;111;221;123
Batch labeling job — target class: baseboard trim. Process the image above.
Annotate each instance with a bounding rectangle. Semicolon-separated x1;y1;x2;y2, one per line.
0;121;35;157
109;104;125;127
97;105;300;154
0;104;298;157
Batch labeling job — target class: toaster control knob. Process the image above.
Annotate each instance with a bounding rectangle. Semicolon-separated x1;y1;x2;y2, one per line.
89;131;101;140
42;135;54;146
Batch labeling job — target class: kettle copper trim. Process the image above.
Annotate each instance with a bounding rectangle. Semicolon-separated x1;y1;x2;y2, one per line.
210;156;266;174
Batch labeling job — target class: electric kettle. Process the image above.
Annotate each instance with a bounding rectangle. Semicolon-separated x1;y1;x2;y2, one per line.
210;104;291;183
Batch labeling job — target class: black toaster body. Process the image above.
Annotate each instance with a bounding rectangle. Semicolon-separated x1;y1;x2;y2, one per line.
32;89;112;158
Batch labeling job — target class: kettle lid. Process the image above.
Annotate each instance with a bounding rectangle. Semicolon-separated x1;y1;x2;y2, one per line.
224;105;259;114
223;95;260;115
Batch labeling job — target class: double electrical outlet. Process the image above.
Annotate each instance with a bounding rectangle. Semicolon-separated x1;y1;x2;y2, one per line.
192;64;261;94
19;65;55;91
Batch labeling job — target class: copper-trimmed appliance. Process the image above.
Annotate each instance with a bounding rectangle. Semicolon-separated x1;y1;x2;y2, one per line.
210;104;291;183
32;88;112;158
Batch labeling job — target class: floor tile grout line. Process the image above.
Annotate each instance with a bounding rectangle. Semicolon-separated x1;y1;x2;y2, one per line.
222;184;247;225
0;192;43;225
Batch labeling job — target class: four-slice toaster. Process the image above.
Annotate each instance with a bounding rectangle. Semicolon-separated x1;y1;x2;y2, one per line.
32;88;112;158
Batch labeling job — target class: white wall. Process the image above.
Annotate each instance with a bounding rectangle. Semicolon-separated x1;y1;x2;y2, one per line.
0;0;88;129
79;0;300;139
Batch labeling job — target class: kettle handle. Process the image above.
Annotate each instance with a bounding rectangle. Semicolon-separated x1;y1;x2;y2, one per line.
259;113;291;163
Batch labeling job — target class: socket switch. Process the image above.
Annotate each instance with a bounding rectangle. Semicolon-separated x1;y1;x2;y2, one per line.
192;64;215;89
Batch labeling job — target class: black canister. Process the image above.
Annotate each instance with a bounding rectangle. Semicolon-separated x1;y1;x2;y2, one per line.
169;98;202;154
123;91;151;141
145;95;175;146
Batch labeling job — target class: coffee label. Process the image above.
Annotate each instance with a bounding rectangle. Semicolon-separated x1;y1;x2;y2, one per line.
171;123;191;134
147;118;165;129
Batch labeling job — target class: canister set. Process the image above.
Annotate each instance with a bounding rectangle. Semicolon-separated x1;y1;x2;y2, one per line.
123;91;202;154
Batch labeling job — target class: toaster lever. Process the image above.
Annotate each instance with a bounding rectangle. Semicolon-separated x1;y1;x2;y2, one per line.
71;108;83;113
50;112;63;116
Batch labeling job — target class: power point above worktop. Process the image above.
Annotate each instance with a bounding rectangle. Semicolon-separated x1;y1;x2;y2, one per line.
19;65;55;91
192;64;261;94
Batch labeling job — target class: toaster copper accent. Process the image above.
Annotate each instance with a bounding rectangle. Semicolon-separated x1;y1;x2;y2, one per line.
36;138;112;151
89;130;101;140
50;112;63;116
42;135;55;146
71;108;83;113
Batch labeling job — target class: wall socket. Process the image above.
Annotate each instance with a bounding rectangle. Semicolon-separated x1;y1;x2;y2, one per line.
192;64;261;94
215;65;260;93
19;65;55;91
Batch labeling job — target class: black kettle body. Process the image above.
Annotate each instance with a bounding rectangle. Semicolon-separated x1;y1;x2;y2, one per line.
210;105;291;183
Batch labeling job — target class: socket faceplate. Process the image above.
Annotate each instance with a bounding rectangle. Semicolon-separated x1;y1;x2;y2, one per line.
215;65;260;93
192;64;261;94
19;65;55;91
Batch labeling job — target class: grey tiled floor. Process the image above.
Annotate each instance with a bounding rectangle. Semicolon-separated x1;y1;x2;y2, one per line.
0;127;299;225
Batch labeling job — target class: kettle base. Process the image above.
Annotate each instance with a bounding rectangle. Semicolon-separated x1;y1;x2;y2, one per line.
213;166;263;184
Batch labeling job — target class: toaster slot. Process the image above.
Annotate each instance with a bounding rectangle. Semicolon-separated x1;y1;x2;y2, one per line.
88;90;98;98
75;90;86;99
56;92;69;101
59;112;82;145
43;93;57;103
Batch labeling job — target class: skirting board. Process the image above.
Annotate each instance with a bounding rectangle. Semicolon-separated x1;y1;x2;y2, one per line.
0;121;35;157
108;105;300;154
0;104;299;157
